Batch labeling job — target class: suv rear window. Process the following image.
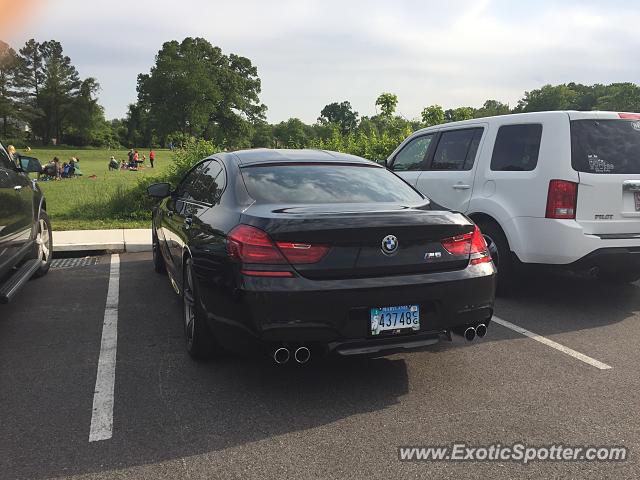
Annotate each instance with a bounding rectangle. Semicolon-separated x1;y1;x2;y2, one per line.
241;164;424;204
490;124;542;171
571;119;640;174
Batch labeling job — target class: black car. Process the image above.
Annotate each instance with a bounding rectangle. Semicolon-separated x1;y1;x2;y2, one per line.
0;142;52;303
148;149;496;363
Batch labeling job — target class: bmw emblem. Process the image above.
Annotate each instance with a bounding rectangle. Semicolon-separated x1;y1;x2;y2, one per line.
381;234;399;256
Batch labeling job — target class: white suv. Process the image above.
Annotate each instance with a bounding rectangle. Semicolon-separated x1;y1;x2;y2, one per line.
388;111;640;288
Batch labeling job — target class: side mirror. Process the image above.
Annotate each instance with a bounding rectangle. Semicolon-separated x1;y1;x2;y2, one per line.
19;156;43;173
147;182;172;198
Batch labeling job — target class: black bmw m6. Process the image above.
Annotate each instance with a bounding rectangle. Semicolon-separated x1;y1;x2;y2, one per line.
148;149;496;363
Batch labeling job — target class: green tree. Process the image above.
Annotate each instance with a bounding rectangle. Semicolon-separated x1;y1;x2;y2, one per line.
136;37;266;148
516;84;578;112
273;118;309;148
14;39;85;144
474;99;510;118
444;106;476;122
0;41;19;137
318;100;358;135
595;83;640;112
421;104;445;126
375;92;398;117
251;120;273;148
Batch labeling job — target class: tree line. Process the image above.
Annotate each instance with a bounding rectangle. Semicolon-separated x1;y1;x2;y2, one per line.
2;36;640;156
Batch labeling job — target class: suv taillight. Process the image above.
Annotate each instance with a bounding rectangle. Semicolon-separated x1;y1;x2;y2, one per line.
441;225;491;265
546;180;578;219
227;225;329;276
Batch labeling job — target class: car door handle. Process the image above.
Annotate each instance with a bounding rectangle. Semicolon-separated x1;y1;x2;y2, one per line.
452;184;471;190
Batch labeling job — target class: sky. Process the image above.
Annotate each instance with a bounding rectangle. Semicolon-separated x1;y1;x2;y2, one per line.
3;0;640;123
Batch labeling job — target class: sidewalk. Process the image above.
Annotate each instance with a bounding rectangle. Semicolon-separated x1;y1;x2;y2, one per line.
53;229;152;253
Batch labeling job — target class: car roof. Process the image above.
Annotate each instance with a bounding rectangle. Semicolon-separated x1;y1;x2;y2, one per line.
410;110;635;137
221;148;375;166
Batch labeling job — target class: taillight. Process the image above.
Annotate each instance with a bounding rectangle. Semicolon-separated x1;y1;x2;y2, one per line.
546;180;577;219
441;225;491;265
469;225;491;265
227;225;287;264
619;112;640;120
275;242;329;264
441;232;473;256
227;225;329;277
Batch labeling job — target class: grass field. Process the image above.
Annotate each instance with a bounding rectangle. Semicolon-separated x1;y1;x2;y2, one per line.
23;148;173;231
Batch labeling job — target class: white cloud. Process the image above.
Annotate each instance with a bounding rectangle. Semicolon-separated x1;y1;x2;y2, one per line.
6;0;640;122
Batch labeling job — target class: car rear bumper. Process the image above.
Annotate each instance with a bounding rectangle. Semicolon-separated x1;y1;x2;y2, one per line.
567;247;640;275
200;263;496;357
508;217;640;265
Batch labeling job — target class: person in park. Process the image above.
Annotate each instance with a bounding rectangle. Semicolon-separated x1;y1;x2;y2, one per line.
108;156;119;171
7;145;17;164
149;149;156;168
42;157;62;180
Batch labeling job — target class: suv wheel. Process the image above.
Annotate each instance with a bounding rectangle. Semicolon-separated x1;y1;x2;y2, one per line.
476;219;517;294
31;210;53;278
182;258;217;360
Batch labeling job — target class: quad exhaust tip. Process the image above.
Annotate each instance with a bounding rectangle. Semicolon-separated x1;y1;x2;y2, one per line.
273;347;290;364
476;323;487;338
294;346;311;364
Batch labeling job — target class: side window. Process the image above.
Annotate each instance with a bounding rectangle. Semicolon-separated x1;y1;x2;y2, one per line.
490;124;542;171
392;134;434;171
430;128;483;171
178;161;209;200
199;161;225;204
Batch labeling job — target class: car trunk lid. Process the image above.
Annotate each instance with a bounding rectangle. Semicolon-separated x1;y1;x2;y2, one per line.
243;203;474;279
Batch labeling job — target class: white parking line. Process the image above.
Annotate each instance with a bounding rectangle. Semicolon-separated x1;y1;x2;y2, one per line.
492;316;612;370
89;254;120;442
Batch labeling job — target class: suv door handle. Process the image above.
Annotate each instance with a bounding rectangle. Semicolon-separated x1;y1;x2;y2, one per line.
452;184;471;190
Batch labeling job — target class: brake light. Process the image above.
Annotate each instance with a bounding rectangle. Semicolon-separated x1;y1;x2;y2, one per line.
227;225;287;264
469;226;491;265
619;112;640;120
546;180;578;219
275;242;329;264
227;225;329;268
441;225;491;265
441;232;473;256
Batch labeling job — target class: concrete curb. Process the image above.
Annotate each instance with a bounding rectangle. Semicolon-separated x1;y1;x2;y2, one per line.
53;229;152;253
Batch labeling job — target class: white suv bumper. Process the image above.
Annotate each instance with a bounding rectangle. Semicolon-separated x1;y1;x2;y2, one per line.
507;217;640;265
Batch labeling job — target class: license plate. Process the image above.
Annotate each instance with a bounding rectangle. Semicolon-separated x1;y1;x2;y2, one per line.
370;305;420;336
635;192;640;211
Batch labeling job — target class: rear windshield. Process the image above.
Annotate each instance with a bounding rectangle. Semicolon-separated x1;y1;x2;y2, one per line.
571;119;640;174
240;164;424;204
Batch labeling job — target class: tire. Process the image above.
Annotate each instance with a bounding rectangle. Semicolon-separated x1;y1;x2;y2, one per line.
182;258;217;360
30;210;53;278
152;232;166;274
475;219;517;295
598;270;640;284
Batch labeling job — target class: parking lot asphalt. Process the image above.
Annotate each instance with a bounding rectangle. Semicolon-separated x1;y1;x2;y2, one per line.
1;252;639;479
